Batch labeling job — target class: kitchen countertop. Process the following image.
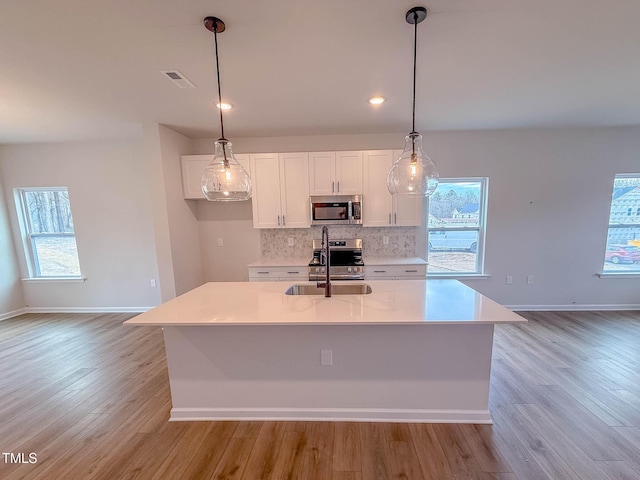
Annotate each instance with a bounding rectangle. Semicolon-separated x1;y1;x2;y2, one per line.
247;257;427;267
124;279;525;327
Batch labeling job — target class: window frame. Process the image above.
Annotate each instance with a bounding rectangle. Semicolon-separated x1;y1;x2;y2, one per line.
426;177;488;277
602;173;640;275
16;187;82;279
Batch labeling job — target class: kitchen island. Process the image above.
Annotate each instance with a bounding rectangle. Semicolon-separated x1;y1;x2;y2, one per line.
124;280;525;423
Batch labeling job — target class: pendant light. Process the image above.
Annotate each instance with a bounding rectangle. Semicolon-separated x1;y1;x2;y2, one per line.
387;7;439;197
201;16;252;202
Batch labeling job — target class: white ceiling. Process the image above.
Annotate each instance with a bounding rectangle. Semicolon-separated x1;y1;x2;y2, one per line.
2;0;640;144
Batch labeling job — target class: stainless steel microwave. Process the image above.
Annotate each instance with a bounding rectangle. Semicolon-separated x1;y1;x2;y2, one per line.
310;195;362;225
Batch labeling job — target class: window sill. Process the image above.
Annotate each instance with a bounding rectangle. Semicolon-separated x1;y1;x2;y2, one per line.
427;273;490;280
22;277;87;283
597;272;640;279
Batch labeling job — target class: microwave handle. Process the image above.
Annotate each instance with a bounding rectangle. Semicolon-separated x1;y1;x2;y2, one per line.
347;201;352;223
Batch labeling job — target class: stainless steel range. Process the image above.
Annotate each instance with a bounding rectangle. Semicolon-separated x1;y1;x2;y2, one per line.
308;238;364;281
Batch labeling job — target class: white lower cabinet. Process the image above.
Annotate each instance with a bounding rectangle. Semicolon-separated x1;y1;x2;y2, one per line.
364;264;427;280
248;267;307;282
362;150;422;227
250;152;310;228
181;154;250;200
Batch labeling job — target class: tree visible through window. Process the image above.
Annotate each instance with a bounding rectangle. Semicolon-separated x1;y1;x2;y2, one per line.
18;188;81;277
603;175;640;273
427;178;487;274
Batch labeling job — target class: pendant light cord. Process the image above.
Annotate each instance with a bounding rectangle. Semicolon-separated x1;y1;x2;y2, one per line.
410;10;418;157
212;26;228;163
411;11;418;136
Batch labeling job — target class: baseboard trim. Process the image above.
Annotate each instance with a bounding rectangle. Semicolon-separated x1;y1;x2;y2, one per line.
507;304;640;311
169;407;492;424
22;306;152;314
0;308;29;322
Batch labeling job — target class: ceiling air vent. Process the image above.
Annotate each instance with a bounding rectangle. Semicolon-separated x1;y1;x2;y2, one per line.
161;70;195;88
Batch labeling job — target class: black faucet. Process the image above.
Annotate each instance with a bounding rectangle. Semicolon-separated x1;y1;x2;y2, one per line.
317;226;331;297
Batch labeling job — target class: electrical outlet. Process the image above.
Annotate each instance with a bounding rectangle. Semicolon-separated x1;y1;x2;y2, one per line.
527;275;534;285
505;276;513;285
150;279;156;287
287;237;294;247
320;349;333;366
217;238;224;247
383;236;389;245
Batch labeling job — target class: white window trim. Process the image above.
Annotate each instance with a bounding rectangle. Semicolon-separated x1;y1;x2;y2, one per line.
22;277;87;283
603;174;640;275
427;177;488;276
15;187;83;279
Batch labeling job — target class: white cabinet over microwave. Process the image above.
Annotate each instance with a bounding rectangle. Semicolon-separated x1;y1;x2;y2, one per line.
309;151;362;196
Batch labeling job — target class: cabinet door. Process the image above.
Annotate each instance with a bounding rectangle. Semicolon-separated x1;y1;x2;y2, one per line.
181;154;251;200
250;153;282;228
279;152;310;228
335;151;362;194
308;152;336;195
235;154;251;179
362;150;394;227
390;149;423;226
181;155;211;199
393;195;423;226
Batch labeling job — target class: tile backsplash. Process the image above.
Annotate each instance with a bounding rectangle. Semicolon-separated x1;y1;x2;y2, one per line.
260;226;418;259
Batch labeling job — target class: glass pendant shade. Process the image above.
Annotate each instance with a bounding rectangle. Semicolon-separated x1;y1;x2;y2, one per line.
387;133;438;196
201;140;252;201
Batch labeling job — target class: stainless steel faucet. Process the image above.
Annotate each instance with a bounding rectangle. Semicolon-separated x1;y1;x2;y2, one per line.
317;226;331;297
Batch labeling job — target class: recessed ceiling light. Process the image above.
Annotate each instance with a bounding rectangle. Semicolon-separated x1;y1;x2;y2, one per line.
368;96;386;105
216;102;233;110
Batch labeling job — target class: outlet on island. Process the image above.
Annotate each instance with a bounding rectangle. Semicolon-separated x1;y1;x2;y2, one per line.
320;349;333;366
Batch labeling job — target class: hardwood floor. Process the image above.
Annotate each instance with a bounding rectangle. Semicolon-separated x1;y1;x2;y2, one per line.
0;310;639;479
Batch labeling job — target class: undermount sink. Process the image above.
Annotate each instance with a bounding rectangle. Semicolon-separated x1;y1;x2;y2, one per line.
285;284;373;296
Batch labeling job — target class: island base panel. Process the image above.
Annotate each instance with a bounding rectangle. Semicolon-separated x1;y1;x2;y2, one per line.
163;324;495;423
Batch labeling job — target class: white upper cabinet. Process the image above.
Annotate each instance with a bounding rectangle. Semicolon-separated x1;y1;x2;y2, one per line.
250;153;281;228
391;149;423;227
279;152;311;228
251;152;310;229
308;151;362;195
362;150;422;227
181;154;250;200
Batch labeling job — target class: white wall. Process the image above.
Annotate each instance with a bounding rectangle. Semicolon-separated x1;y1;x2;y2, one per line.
197;201;260;282
191;127;640;308
0;141;162;310
427;127;640;308
157;125;204;295
0;170;24;318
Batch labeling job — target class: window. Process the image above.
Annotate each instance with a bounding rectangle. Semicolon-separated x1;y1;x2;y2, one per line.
17;188;82;277
603;175;640;273
427;178;488;275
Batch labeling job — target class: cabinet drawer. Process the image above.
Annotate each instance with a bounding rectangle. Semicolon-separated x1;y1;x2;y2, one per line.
248;269;279;281
364;264;426;279
248;267;308;281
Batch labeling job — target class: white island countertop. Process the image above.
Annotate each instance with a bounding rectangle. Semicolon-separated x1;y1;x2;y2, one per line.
125;279;525;327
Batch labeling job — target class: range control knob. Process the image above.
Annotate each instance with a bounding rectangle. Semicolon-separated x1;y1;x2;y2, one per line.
347;267;352;273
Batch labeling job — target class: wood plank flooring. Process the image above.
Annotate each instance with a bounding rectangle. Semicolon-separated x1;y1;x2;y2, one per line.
0;310;639;479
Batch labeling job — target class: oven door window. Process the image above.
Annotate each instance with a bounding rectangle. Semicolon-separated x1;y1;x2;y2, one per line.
313;204;348;221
